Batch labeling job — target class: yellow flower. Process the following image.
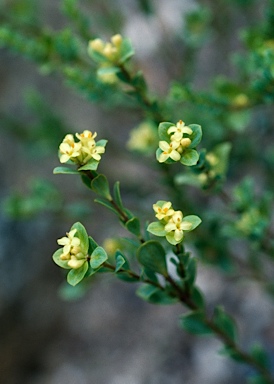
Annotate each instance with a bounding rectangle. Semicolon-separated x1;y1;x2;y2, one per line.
59;141;82;164
89;38;105;52
59;130;106;165
57;228;87;269
76;130;97;143
153;201;174;220
168;120;192;151
89;34;123;63
168;120;193;141
165;211;192;243
158;140;181;162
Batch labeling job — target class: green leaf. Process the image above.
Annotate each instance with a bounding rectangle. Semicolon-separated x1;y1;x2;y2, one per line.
158;121;173;141
190;286;205;310
115;254;126;272
90;246;108;269
218;345;245;362
53;166;79;175
52;248;70;269
115;250;130;269
183;215;202;231
78;158;100;171
96;139;108;147
180;311;213;335
213;306;238;342
119;38;135;63
188;124;202;148
67;261;89;286
88;236;99;254
147;221;166;236
132;71;147;91
250;343;270;370
137;240;168;276
80;174;92;189
180;149;199;166
185;258;197;286
175;172;202;187
141;267;159;284
136;284;178;304
94;197;119;216
71;222;89;254
125;217;141;236
91;174;111;199
113;181;124;210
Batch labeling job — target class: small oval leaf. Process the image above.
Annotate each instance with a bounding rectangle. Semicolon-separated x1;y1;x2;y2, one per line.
90;246;108;269
67;261;88;286
180;149;199;166
137;240;168;276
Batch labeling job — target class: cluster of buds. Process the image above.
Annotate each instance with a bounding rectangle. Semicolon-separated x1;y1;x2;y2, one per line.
158;120;193;163
57;228;87;269
88;34;123;64
59;130;106;165
148;201;201;245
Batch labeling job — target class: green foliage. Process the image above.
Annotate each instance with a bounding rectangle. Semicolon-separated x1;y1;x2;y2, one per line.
213;306;238;342
91;174;111;199
67;262;88;286
180;149;199;166
89;247;108;269
125;217;141;236
137;240;168;277
136;284;179;305
180;311;213;335
3;1;274;381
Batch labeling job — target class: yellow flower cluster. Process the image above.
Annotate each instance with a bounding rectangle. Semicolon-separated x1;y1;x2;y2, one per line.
57;229;87;269
153;201;192;243
158;120;193;163
89;34;123;63
59;130;105;165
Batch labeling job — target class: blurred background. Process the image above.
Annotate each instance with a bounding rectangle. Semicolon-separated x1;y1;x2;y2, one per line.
0;0;273;383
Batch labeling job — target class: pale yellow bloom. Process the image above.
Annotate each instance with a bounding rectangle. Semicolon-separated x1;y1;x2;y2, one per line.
59;141;82;164
111;34;123;47
168;120;193;141
89;34;123;63
62;134;75;145
232;94;249;108
76;130;97;143
165;211;192;242
158;140;181;162
89;38;105;52
57;228;86;269
206;153;219;166
153;201;174;220
59;130;106;165
67;257;86;269
89;145;105;161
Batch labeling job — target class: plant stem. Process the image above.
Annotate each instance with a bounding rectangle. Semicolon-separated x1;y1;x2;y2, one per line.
103;262;164;289
166;273;274;383
118;64;164;124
